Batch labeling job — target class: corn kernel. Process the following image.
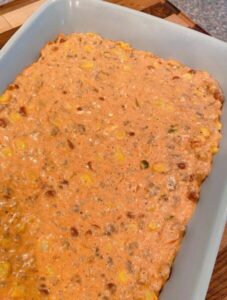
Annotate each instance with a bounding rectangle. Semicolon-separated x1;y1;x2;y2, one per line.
84;45;93;52
105;242;113;252
1;146;13;157
200;135;207;143
182;73;192;80
152;163;167;173
145;290;158;300
148;223;158;231
167;59;181;67
15;138;26;150
108;125;118;132
15;222;27;233
154;99;166;108
64;102;73;110
123;65;131;71
0;92;11;104
80;61;94;70
117;270;129;283
9;112;21;123
0;261;11;280
154;99;173;111
50;117;62;127
114;149;125;163
0;238;11;249
148;206;156;213
85;32;97;37
26;103;35;113
26;170;39;182
80;173;93;185
115;130;126;139
106;201;116;209
118;41;131;50
95;121;103;131
215;121;222;130
151;61;161;69
40;239;49;252
10;284;25;298
211;145;219;154
46;266;54;276
127;223;138;233
200;127;210;137
113;49;127;59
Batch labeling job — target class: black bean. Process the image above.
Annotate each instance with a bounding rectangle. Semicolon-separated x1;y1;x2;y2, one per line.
59;37;67;43
128;242;138;251
127;131;135;136
107;256;113;266
70;227;79;237
0;118;8;128
177;162;186;169
61;179;69;185
104;224;116;236
168;124;178;133
19;106;27;117
73;204;80;213
51;126;59;136
73;123;86;134
146;182;160;197
126;211;135;219
135;98;140;107
71;274;81;284
106;283;117;294
147;134;155;145
140;160;149;170
87;161;93;170
45;190;56;197
126;260;133;273
67;139;75;149
188;191;199;202
8;83;19;90
147;65;154;70
3;187;13;199
188;69;196;74
159;194;169;202
93;87;99;93
85;229;92;235
38;286;49;295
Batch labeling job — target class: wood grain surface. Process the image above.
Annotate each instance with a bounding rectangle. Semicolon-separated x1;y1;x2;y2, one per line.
0;0;226;299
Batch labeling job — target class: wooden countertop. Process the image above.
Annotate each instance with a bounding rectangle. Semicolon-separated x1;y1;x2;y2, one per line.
0;0;226;299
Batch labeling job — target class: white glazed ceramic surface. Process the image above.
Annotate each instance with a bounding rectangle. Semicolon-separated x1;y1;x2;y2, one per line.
0;1;227;299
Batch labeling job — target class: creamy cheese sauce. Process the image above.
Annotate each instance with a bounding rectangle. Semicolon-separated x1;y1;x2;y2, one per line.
0;33;223;300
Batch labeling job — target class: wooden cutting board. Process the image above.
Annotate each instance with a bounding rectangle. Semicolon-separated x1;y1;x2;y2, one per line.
0;1;226;299
0;0;208;48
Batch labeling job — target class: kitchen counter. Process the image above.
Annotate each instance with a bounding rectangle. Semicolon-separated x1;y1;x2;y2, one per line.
171;0;227;42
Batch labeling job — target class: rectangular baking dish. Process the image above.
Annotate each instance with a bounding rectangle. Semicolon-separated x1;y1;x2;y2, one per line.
0;0;227;299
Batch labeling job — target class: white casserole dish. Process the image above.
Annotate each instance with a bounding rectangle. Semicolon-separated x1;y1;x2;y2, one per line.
0;0;227;299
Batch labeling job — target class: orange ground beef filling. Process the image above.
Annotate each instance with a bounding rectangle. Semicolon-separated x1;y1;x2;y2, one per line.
0;33;223;300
